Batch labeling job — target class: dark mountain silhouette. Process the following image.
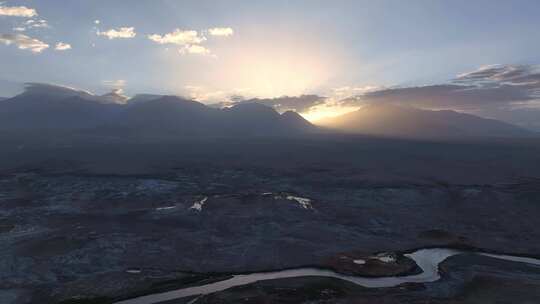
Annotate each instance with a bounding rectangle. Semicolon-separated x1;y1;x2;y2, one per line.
126;94;163;105
112;95;221;136
319;103;533;138
114;99;316;137
220;103;316;135
0;94;121;130
281;110;316;132
0;89;317;138
1;83;533;140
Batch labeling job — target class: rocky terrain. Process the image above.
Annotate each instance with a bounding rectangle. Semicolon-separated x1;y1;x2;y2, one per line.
0;136;539;303
0;165;539;303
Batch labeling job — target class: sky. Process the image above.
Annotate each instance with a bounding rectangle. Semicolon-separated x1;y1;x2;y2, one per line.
1;0;540;125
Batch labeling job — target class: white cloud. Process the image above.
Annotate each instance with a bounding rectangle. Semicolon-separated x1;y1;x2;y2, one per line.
0;33;49;53
13;27;25;32
208;27;234;37
0;4;37;17
148;29;206;45
97;27;136;39
149;28;233;56
94;20;100;25
55;42;71;51
179;44;211;55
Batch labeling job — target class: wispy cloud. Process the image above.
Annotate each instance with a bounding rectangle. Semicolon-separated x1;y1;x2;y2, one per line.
0;4;37;17
148;29;206;45
25;19;49;29
332;86;381;98
102;79;127;88
55;42;71;51
208;27;234;37
97;27;136;39
0;33;49;53
179;44;211;55
455;64;540;91
183;85;228;102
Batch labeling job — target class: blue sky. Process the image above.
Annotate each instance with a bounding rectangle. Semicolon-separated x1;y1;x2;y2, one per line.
1;0;540;102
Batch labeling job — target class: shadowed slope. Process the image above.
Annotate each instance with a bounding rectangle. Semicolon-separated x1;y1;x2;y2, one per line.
319;103;533;138
0;93;317;138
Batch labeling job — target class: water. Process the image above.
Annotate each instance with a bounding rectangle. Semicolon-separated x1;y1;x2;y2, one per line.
114;248;540;304
479;252;540;266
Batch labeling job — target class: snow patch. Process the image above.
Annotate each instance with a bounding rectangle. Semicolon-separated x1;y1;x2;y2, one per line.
156;205;176;211
190;197;208;212
286;195;313;209
373;253;396;263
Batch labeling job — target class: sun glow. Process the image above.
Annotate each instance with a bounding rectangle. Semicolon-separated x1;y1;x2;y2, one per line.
301;100;360;122
215;43;333;98
164;26;341;101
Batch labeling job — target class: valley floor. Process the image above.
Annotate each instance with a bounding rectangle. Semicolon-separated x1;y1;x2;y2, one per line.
0;136;539;303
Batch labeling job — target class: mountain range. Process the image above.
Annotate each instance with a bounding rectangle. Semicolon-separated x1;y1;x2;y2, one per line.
0;84;315;138
0;84;535;140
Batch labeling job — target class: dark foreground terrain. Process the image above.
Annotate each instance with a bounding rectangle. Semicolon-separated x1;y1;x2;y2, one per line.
1;134;540;303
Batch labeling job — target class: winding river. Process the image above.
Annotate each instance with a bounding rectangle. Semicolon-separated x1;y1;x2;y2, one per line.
115;248;540;304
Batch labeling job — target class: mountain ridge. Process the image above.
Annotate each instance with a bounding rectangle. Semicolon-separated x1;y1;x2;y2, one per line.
0;91;317;138
318;103;533;138
0;84;534;139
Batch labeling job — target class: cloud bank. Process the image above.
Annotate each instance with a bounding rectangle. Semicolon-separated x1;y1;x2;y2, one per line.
345;64;540;111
